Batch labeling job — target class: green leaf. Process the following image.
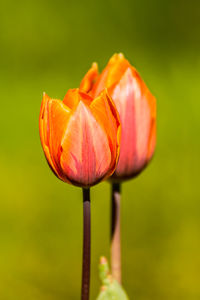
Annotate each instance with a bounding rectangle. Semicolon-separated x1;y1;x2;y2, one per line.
96;257;130;300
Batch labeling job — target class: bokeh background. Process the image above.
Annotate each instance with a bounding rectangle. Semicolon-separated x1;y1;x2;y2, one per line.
1;0;200;299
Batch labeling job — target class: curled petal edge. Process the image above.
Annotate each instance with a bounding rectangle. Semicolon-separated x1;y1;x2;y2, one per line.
39;93;71;183
93;90;121;180
80;62;99;94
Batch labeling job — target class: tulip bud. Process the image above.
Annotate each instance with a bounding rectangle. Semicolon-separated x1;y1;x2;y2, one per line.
39;88;121;187
81;54;156;181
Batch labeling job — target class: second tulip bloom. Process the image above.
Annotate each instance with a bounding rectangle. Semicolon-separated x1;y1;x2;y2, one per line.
80;53;156;181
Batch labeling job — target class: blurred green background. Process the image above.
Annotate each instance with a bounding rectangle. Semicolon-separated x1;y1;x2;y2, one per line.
0;0;200;299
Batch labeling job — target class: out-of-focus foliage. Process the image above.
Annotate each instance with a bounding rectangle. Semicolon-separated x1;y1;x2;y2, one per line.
96;257;129;300
0;0;200;299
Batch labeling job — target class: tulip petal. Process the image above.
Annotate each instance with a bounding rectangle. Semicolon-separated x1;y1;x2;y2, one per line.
63;88;93;109
90;90;121;176
48;99;71;153
106;53;130;88
112;68;152;177
80;62;99;93
60;101;111;187
92;53;130;98
39;92;50;148
147;117;156;160
39;93;67;179
47;99;72;181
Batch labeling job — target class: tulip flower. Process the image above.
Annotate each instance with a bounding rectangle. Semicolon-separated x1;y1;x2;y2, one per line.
39;88;121;188
80;53;156;284
39;87;121;300
81;53;156;180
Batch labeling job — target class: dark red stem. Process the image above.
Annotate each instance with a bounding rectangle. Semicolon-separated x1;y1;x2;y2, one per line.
81;188;91;300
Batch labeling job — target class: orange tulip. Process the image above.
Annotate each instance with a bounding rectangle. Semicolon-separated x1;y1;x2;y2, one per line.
80;53;156;181
39;88;121;187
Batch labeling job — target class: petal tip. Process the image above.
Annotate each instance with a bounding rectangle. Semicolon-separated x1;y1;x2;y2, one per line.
109;52;125;63
118;52;124;58
92;62;98;69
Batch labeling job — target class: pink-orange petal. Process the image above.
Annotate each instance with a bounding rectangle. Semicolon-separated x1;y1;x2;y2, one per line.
111;68;152;177
90;89;121;176
60;101;112;187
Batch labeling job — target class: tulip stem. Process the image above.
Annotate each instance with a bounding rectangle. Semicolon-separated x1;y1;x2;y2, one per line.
111;182;121;283
81;188;91;300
